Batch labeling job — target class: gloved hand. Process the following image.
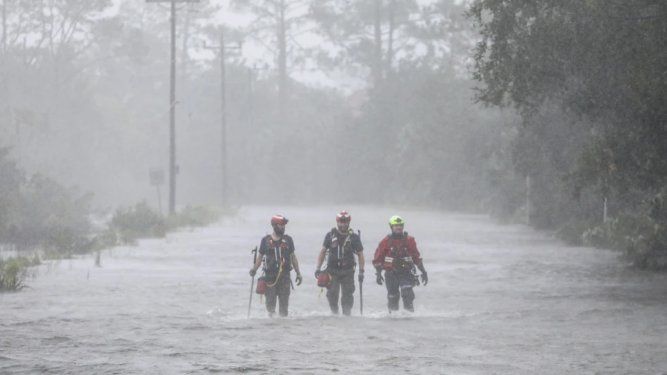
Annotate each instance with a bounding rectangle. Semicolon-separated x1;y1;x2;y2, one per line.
249;268;257;277
375;271;384;285
358;270;364;283
421;272;428;286
296;274;303;286
314;270;322;279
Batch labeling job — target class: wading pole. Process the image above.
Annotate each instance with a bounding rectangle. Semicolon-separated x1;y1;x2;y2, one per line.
359;275;364;316
248;247;257;318
358;229;363;316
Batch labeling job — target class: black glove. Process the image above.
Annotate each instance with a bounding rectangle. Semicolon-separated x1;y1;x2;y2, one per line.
421;272;428;286
376;271;384;285
295;274;303;286
358;270;364;283
249;268;256;277
314;270;322;279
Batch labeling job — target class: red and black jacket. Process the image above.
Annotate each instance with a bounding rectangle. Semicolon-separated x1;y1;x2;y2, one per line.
373;233;423;272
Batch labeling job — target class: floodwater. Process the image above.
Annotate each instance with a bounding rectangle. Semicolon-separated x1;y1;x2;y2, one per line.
2;206;667;374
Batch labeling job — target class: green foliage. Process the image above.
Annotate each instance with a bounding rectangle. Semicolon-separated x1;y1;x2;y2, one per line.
110;203;219;244
165;205;220;230
470;0;667;268
90;228;119;251
584;189;667;269
0;256;37;292
0;254;40;292
1;151;94;255
110;202;166;244
557;219;597;246
0;148;24;240
8;174;93;253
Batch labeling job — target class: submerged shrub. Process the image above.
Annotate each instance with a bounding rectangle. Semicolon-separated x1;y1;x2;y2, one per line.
91;228;118;250
165;205;220;230
557;218;598;246
583;189;667;270
107;203;221;245
0;257;31;291
3;173;93;254
110;201;166;244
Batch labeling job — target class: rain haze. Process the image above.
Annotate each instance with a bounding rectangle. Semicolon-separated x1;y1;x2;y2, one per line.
1;0;666;374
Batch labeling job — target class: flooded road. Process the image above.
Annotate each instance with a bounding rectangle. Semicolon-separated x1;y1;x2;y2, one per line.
2;206;667;374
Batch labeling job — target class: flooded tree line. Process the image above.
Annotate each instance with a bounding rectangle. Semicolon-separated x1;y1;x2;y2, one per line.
1;0;666;290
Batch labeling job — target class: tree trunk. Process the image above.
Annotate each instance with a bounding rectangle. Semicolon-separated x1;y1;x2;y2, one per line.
373;0;383;88
169;0;177;215
219;31;228;208
277;0;287;121
386;0;395;75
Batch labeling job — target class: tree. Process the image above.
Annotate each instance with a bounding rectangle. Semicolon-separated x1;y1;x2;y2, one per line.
471;0;667;197
311;0;418;87
0;0;114;181
0;148;23;241
469;0;667;265
232;0;311;117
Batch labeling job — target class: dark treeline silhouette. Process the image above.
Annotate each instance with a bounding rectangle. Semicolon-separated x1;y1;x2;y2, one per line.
470;0;667;268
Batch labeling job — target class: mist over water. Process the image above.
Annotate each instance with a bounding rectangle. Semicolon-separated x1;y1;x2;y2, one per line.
0;0;501;210
2;206;666;374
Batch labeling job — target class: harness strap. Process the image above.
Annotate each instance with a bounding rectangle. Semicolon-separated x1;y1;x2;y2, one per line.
266;260;284;288
339;231;351;264
265;236;290;275
324;229;357;272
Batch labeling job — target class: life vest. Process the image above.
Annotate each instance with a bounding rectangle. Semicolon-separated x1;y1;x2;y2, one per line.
384;233;414;272
326;228;356;270
262;235;292;276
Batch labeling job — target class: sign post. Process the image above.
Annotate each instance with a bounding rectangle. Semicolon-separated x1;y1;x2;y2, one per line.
149;168;165;215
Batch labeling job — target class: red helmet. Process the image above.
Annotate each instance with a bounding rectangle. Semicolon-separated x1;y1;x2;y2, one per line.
336;211;351;223
271;215;288;225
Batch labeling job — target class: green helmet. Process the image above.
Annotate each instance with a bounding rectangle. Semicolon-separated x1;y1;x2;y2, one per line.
389;215;405;226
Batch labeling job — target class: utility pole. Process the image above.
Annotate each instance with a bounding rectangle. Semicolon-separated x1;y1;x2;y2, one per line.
147;0;199;215
2;1;9;160
204;30;241;209
220;31;227;209
526;175;531;225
